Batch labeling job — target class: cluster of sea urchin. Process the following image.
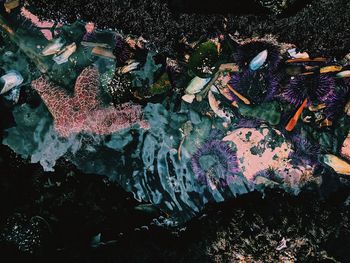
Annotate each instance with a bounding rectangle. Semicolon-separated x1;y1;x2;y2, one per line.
191;140;239;188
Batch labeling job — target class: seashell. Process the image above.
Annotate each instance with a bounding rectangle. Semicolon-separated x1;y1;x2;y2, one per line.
320;65;342;74
341;132;350;160
208;87;231;122
118;61;140;74
0;71;23;95
321;154;350;175
336;70;350;78
53;43;77;64
249;49;268;71
42;38;65;56
4;0;19;13
185;76;210;95
182;94;195;103
345;100;350;116
91;47;116;59
287;48;309;59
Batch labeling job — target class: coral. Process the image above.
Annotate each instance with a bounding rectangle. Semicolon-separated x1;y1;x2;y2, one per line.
31;67;148;137
191;140;239;188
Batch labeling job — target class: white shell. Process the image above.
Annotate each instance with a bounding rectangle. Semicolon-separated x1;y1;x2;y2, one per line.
120;62;140;74
185;76;210;94
322;154;350;175
181;94;195;103
0;71;23;95
249;49;268;71
42;38;65;56
288;48;309;59
336;70;350;78
53;43;77;64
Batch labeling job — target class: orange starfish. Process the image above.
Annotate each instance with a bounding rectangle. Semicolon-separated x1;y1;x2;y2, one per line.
32;67;148;137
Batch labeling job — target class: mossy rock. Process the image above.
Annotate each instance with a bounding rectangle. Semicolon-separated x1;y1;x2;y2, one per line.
188;41;218;78
238;101;281;126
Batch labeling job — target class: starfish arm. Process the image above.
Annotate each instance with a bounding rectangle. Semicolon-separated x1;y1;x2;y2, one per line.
32;76;72;119
74;67;101;111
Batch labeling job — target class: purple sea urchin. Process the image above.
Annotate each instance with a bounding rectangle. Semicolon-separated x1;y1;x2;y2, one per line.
191;140;239;187
113;34;132;66
282;74;336;106
228;69;279;104
282;74;336;130
323;79;350;120
233;41;281;71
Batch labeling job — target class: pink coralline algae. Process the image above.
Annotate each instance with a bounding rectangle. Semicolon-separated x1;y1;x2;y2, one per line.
32;67;149;137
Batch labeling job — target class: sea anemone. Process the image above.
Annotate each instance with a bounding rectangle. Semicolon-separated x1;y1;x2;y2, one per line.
228;69;279;104
233;40;281;71
191;140;239;187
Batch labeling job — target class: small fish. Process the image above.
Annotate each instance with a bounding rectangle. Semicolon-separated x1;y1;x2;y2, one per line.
320;65;342;74
92;47;116;59
226;84;250;105
249;49;268;71
286;57;327;63
134;204;159;215
321;154;350;175
42;38;65;56
53;43;77;64
336;70;350;78
81;41;110;48
288;48;309;59
0;71;23;95
185;76;210;95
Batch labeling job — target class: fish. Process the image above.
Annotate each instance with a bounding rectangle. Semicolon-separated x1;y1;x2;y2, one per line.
0;71;23;95
42;38;65;56
185;76;211;95
53;43;77;64
91;47;116;59
225;84;251;105
336;70;350;78
249;49;268;71
286;57;327;63
81;41;111;48
321;154;350;175
285;98;308;132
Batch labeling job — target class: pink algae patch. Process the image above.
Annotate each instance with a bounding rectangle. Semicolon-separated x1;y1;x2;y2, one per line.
223;127;292;181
